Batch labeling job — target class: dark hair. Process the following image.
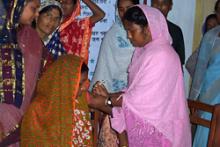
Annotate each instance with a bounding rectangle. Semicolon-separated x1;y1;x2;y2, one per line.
151;0;173;5
72;0;77;5
204;13;217;33
123;6;148;28
117;0;139;7
215;0;220;12
81;62;89;73
32;5;62;28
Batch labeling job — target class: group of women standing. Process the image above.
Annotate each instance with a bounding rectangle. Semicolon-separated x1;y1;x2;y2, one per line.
0;0;104;146
1;0;219;146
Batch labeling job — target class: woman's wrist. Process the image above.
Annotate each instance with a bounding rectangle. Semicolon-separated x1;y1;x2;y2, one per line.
104;96;113;108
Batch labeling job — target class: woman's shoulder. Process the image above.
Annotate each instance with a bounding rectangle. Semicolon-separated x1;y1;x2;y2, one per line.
100;23;119;41
18;25;35;35
146;44;179;63
105;23;120;34
204;26;220;40
17;25;43;53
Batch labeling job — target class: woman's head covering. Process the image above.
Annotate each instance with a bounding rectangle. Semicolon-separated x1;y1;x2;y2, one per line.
1;0;26;42
40;0;62;12
0;0;26;107
59;0;81;31
137;5;172;44
202;13;218;35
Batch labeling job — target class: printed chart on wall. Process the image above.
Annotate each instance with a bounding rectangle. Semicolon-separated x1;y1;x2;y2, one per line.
80;0;116;80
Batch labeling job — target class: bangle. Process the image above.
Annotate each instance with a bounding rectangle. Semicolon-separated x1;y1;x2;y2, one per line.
116;94;123;101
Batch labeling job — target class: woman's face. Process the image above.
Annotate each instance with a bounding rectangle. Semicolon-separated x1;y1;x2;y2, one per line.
61;0;75;19
123;19;152;47
36;8;61;38
118;0;135;20
19;0;40;25
206;18;218;32
77;71;88;97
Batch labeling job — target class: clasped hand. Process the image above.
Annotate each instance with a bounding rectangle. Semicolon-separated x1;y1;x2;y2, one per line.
88;81;109;109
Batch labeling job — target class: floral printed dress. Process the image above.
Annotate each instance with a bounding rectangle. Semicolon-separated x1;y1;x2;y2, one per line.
72;93;93;146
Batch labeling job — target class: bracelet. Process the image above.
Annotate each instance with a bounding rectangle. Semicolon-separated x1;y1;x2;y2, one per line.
116;94;123;101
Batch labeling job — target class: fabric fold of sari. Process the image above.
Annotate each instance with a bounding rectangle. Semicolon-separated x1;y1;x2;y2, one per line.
0;0;25;108
21;55;82;146
0;1;26;144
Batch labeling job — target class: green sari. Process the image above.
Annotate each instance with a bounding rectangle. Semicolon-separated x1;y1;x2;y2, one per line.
21;55;93;146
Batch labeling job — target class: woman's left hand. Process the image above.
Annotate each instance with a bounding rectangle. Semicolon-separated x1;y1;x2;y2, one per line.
87;92;106;110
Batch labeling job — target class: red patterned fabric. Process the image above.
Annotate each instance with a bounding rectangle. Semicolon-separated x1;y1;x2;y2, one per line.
60;18;92;63
59;0;93;63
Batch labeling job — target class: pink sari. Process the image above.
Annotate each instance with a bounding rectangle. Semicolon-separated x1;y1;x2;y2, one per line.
111;5;191;147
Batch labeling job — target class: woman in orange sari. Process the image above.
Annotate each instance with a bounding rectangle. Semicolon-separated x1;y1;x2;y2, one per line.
59;0;105;63
20;55;93;146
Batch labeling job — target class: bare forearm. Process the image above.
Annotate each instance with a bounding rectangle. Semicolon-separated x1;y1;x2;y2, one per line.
109;92;123;98
97;105;112;115
82;0;105;24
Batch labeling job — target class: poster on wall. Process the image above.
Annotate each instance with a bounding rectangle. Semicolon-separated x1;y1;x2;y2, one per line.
81;0;148;80
80;0;117;80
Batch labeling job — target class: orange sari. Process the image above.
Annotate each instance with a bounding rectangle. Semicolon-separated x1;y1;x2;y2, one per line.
59;1;92;63
20;55;93;146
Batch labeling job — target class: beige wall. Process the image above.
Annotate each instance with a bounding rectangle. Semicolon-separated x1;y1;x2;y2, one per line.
192;0;217;51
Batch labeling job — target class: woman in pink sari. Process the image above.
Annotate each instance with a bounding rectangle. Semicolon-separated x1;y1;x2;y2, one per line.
89;5;191;147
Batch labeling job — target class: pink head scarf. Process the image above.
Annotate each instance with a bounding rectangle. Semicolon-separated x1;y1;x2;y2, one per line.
111;5;191;147
139;5;172;46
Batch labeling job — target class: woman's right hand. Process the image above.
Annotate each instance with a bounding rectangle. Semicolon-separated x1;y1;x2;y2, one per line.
92;81;109;97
